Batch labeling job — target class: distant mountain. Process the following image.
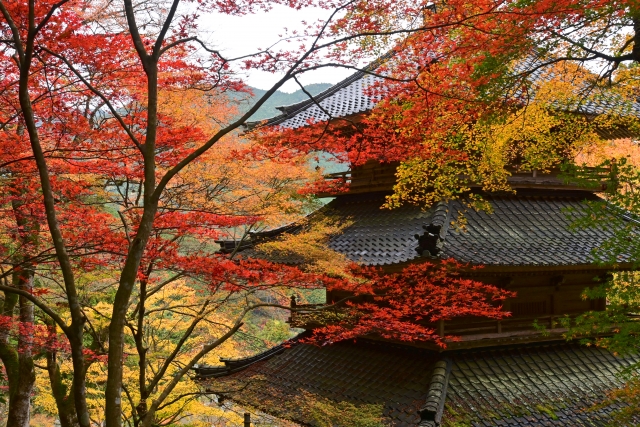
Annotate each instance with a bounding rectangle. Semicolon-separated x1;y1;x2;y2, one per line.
231;82;349;175
233;83;333;122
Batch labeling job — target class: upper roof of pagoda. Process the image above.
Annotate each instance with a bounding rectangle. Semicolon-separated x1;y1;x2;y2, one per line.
247;53;640;139
232;54;640;270
246;54;389;129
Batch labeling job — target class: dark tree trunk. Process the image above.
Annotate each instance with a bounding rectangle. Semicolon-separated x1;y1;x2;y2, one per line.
0;289;19;421
47;349;79;427
5;269;36;427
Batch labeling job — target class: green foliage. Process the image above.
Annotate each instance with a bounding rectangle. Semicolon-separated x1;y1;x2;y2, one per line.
258;319;291;345
558;158;640;423
562;157;640;267
301;393;387;427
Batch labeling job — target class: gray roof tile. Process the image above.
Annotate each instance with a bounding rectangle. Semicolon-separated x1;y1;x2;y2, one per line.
322;191;627;267
199;339;638;426
229;190;632;267
251;54;640;134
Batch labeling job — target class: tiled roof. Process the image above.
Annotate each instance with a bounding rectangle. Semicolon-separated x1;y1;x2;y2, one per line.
228;190;629;267
326;191;624;267
196;339;638;426
249;53;640;133
245;53;393;129
513;57;640;120
252;73;385;129
199;339;439;427
445;342;639;426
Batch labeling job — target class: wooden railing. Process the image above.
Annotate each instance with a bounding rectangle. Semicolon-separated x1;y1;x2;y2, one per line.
288;300;569;341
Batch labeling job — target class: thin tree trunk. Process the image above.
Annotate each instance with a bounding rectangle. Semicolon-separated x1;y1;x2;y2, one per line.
0;289;19;421
5;269;35;427
104;52;159;427
47;348;79;427
11;8;91;426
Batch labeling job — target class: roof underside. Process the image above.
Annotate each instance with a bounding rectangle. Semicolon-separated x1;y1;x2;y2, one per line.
199;339;638;426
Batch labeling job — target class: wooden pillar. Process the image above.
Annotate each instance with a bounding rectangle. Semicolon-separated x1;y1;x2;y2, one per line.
437;319;445;337
551;276;564;315
244;413;251;427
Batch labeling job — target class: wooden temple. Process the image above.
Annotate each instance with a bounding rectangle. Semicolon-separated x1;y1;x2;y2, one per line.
195;64;640;426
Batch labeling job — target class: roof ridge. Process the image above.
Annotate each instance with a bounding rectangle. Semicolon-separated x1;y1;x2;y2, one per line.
419;357;452;425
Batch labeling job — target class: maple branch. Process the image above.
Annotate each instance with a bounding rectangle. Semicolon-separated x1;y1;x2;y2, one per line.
158;36;196;56
144;300;211;395
549;30;634;63
123;0;149;62
147;314;245;418
144;303;202;316
82;314;107;353
0;284;69;334
144;272;186;300
40;47;143;151
34;0;72;35
118;211;132;247
228;226;253;260
156;392;209;411
162;34;306;62
0;1;24;62
120;383;139;427
309;0;356;52
153;0;181;59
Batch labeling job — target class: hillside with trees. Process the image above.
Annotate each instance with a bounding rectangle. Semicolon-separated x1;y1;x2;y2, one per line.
238;84;333;121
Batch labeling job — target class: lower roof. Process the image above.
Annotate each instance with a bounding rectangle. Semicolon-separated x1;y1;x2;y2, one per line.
196;338;638;426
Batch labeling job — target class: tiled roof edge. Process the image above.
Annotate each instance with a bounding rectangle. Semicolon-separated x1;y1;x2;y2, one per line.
192;332;308;379
419;357;452;425
245;51;394;129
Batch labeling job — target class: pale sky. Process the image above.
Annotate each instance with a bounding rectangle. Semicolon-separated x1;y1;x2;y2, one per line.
199;5;354;92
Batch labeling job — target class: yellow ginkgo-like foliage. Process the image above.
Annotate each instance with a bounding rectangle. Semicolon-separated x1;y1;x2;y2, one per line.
255;215;353;277
173;139;323;233
151;86;324;238
34;278;251;427
386;61;637;209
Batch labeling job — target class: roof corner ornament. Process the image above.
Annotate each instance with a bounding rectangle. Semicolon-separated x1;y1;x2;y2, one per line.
415;223;444;257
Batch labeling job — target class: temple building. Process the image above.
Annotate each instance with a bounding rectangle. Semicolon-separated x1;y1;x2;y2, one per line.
196;64;640;426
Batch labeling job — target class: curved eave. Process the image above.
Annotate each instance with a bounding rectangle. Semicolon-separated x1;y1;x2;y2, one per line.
244;53;393;130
